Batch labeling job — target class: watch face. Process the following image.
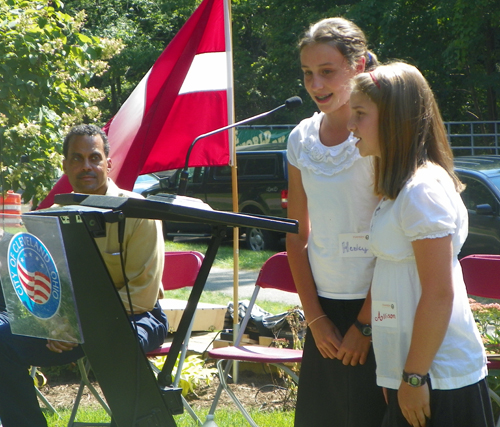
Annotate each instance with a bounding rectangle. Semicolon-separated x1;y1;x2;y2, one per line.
409;376;420;386
403;371;428;387
355;320;372;336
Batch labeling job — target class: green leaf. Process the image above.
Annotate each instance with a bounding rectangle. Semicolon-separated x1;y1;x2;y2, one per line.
76;32;92;44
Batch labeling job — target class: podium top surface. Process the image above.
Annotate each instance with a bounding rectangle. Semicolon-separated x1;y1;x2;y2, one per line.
39;193;299;234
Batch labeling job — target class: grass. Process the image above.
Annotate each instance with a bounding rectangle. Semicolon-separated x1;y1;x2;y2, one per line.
164;238;281;271
164;239;296;314
40;240;296;426
166;287;296;316
45;406;294;426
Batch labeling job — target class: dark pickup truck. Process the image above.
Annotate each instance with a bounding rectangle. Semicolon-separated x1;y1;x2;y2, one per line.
143;143;289;250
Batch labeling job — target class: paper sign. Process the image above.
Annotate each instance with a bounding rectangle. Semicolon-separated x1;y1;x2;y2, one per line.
339;233;372;257
372;301;398;328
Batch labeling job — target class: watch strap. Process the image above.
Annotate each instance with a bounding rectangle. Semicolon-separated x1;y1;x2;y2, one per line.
354;319;372;336
402;370;430;387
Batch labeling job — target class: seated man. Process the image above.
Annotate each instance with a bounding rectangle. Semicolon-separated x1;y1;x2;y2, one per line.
0;124;168;427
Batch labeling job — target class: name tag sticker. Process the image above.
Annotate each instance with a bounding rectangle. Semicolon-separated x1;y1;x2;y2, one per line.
339;233;372;257
373;301;398;328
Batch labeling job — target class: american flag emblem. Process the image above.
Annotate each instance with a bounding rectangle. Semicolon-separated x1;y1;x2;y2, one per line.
17;261;51;304
8;232;61;319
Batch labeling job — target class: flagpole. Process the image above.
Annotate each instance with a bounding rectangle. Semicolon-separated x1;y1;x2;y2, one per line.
223;0;240;384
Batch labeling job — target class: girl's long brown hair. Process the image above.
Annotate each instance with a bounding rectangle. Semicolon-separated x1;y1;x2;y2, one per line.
352;62;462;199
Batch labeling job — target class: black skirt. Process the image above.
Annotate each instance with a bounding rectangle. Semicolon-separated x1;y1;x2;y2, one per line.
294;298;386;427
383;378;494;427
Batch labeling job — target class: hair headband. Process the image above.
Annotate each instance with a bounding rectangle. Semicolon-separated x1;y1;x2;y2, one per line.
370;72;381;89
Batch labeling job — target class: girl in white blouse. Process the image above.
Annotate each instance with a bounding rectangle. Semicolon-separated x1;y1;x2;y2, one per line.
348;61;493;427
288;17;386;427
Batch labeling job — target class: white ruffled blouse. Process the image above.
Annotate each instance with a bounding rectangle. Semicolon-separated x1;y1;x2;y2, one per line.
295;126;360;176
287;112;379;299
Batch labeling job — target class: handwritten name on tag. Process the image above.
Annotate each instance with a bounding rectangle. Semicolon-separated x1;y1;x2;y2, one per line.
372;301;398;328
339;233;372;257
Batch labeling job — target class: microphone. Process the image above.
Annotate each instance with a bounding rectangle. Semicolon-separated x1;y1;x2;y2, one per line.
178;96;302;195
284;96;302;110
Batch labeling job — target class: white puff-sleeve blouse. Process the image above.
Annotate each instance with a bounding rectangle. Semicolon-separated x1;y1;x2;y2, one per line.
370;163;487;390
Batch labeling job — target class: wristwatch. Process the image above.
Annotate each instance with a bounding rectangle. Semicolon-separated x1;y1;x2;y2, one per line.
402;370;430;387
354;319;372;336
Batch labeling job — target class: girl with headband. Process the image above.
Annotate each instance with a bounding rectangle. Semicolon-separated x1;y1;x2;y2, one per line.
348;62;493;427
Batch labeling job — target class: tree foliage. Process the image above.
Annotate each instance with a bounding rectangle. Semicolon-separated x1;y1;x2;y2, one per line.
1;0;498;203
347;0;500;121
228;0;499;122
61;0;499;124
0;0;122;204
64;0;200;115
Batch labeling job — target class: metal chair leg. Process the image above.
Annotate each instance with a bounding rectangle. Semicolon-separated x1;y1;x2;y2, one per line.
202;357;299;426
202;359;259;427
67;358;111;427
149;318;202;426
31;366;59;417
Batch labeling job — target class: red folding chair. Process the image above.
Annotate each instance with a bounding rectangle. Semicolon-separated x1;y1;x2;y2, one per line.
460;254;500;426
202;252;302;427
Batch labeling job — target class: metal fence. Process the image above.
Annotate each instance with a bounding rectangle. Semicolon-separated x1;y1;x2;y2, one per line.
238;122;500;156
445;121;500;156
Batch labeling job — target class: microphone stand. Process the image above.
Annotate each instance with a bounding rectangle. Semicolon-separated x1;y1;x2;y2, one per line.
178;96;302;196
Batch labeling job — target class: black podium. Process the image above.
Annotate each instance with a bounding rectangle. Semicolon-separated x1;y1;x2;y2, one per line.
24;193;298;427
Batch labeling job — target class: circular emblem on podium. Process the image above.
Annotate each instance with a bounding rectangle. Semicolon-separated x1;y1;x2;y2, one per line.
8;232;61;319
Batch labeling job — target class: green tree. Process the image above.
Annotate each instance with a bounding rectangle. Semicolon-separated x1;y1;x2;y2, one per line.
64;0;199;116
230;0;499;122
65;0;329;123
348;0;500;121
0;0;123;204
441;0;500;120
63;0;500;132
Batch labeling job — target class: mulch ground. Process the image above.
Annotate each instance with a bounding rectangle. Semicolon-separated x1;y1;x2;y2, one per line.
37;362;296;415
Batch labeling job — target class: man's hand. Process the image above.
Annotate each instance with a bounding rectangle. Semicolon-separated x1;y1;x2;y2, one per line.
336;324;371;366
46;339;78;353
309;316;343;358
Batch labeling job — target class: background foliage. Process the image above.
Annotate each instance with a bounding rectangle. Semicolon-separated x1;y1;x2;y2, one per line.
0;0;122;203
1;0;499;201
62;0;499;124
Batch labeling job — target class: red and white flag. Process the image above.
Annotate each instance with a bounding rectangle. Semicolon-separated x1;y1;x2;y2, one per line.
38;0;233;208
17;262;52;304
